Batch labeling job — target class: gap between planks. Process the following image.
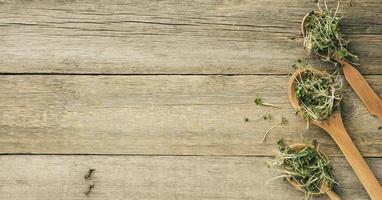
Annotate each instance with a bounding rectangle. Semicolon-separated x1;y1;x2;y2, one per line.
1;73;382;76
1;153;381;158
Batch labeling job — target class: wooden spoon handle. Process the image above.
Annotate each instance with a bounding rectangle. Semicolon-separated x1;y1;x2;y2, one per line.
326;190;342;200
339;59;382;122
325;120;382;200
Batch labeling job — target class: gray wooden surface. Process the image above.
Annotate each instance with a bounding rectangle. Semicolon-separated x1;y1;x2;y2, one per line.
0;0;381;74
0;0;381;199
0;156;381;200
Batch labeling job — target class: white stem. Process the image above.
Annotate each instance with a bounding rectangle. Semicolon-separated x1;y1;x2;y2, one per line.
261;103;281;109
265;174;290;185
334;1;340;18
260;121;282;143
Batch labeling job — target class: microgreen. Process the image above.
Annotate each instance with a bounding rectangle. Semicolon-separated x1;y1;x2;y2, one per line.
260;116;288;143
255;95;263;105
263;112;272;120
303;0;358;63
256;109;271;120
270;139;337;194
255;95;281;109
294;62;343;122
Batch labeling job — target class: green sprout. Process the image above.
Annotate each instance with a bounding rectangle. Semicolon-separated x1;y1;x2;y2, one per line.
270;139;337;194
294;62;343;122
303;0;358;63
255;95;263;105
256;109;271;121
260;116;288;143
255;95;281;109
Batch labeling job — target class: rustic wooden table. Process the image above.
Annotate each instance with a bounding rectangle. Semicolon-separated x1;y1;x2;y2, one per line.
0;0;381;199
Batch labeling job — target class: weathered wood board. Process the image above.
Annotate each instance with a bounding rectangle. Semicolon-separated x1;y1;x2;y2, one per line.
0;75;380;156
0;155;381;200
0;0;381;74
1;0;381;199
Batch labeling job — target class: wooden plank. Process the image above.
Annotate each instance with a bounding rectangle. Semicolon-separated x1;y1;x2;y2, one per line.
0;75;381;156
0;0;381;74
0;155;380;200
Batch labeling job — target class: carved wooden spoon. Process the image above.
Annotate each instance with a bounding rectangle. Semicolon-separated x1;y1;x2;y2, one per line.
287;143;341;200
288;69;382;200
302;11;382;123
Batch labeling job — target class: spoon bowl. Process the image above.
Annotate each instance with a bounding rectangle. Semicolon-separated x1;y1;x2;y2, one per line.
287;67;339;129
288;69;382;200
286;143;341;199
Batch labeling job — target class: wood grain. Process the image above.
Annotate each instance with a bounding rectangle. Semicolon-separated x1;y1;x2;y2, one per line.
0;0;381;74
314;112;382;199
0;155;380;200
340;59;382;122
0;156;382;200
1;1;381;199
0;75;381;156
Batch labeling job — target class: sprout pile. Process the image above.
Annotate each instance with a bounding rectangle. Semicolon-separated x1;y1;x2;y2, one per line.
293;62;343;121
303;0;358;63
270;139;337;194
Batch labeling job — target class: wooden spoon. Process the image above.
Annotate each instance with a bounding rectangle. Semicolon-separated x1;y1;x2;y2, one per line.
286;143;341;200
288;69;382;200
301;11;382;123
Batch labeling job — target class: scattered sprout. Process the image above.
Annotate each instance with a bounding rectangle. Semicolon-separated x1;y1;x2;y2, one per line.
263;112;272;120
255;95;263;105
281;116;288;124
255;95;281;109
256;109;271;120
260;116;288;143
